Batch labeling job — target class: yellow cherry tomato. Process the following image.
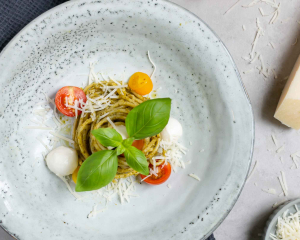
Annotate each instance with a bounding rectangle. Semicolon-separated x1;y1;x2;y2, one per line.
72;166;80;184
128;72;153;95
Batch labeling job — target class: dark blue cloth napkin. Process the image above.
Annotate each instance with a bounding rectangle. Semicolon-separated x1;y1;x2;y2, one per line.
0;0;67;50
0;1;215;239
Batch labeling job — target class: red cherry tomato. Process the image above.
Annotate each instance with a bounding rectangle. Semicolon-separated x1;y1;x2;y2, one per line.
55;86;87;117
132;139;144;151
140;162;172;185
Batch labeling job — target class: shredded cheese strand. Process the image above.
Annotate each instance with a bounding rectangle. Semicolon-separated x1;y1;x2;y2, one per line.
147;51;156;78
57;175;81;199
188;173;201;181
224;0;241;15
50;131;75;144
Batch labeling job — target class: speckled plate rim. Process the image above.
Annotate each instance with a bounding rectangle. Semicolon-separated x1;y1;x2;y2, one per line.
164;1;255;239
264;199;300;240
0;0;255;239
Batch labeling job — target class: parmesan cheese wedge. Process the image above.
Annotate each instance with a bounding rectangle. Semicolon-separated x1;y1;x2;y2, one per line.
274;55;300;129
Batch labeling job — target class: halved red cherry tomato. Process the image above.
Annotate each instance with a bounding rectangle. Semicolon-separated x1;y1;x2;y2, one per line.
55;86;87;117
132;139;144;151
140;162;171;185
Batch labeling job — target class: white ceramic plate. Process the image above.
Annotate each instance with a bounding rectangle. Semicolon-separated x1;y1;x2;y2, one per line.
0;1;254;239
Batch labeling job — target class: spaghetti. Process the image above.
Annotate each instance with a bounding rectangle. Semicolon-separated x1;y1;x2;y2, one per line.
73;80;163;179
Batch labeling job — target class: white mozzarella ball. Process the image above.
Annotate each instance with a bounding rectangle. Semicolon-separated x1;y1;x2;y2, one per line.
161;117;183;142
46;146;78;176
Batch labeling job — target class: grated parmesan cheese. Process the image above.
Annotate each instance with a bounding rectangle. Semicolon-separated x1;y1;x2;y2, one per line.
272;134;279;147
250;18;264;61
57;175;81;199
188;173;201;181
159;140;187;172
269;3;280;25
258;54;269;77
49;131;74;144
100;72;108;81
106;85;128;89
25;126;53;130
278;171;288;197
88;62;100;84
224;0;241;15
270;205;300;239
108;76;121;86
262;188;277;195
87;205;107;218
269;42;276;49
36;137;50;151
147;51;156;78
261;0;278;8
276;145;285;153
281;171;288;192
242;0;260;8
292;157;299;169
97;176;138;206
259;7;265;16
107;117;117;130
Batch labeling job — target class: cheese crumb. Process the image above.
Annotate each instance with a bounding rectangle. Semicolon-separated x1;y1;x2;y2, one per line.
262;188;277;195
224;0;241;15
87;205;107;218
276;145;285;153
278;171;288;197
188;173;201;181
271;134;279;147
269;42;276;49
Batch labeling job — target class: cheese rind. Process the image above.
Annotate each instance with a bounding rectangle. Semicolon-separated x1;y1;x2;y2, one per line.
274;55;300;129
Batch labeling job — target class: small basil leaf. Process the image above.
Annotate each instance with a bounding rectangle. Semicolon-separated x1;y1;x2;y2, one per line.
92;128;123;147
116;144;126;155
75;150;118;192
123;137;134;148
125;98;171;139
124;146;149;175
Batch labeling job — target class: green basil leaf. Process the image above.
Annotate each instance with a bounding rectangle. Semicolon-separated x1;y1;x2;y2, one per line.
75;150;118;192
92;128;123;147
124;146;149;175
125;98;171;139
116;137;134;155
116;144;126;155
123;137;134;148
